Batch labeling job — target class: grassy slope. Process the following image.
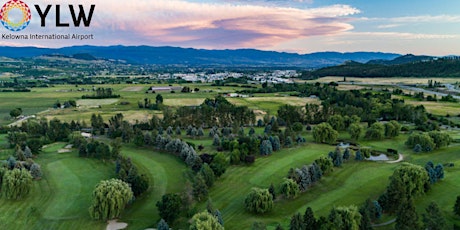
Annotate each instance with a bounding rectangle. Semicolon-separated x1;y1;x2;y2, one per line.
118;145;187;229
0;143;111;230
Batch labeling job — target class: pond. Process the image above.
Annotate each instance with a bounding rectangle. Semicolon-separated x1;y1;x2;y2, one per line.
367;154;390;161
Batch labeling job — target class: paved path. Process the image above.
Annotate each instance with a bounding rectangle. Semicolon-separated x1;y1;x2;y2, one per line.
387;154;404;163
372;218;396;227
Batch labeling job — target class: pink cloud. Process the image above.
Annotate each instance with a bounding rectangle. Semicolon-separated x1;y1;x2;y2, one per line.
3;0;358;48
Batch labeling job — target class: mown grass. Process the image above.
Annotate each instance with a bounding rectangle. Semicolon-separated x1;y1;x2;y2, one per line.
0;143;112;230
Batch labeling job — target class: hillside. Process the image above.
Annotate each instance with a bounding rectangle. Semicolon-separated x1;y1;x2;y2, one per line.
0;46;399;68
305;56;460;78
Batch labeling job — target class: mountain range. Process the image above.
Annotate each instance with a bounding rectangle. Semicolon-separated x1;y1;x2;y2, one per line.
0;45;400;68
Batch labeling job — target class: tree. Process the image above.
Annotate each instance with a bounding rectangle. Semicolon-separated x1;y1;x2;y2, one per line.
213;134;220;146
88;179;133;220
406;133;435;152
245;188;273;214
384;120;401;138
422;202;447;230
156;94;164;105
268;183;276;200
312;123;338;144
280;178;300;199
10;108;22;118
260;140;273;155
190;211;224;230
384;163;429;213
394;199;421;230
290;212;303;230
30;163;42;179
454;195;460;216
193;175;209;201
23;146;33;158
303;207;317;230
355;149;364;161
365;122;385;140
215;209;224;226
209;153;228;177
199;163;216;187
156;193;182;223
428;131;452;149
327;206;362;230
328;115;345;131
2;168;33;200
157;219;169;230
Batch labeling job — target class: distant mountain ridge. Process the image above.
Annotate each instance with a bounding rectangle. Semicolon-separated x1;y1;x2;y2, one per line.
0;45;400;68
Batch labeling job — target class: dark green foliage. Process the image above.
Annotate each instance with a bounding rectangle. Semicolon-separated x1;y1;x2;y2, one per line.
80;140;113;160
312;123;338;144
290;212;303;230
422;202;447;230
244;188;273;214
89;179;133;221
358;206;373;230
116;156;149;197
328;115;345;131
406;133;435;152
384;163;429;213
384;120;401;138
2;168;32;200
252;221;267;230
269;183;276;200
303;207;317;230
156;193;182;223
454;196;460;216
428;131;452;149
209;153;228;177
157;219;169;230
277;104;304;126
365;122;385;140
327;206;362;230
82;87;120;99
10;108;22;118
314;157;333;175
193;175;209;201
395;199;421;230
275;224;284;230
199;163;216;187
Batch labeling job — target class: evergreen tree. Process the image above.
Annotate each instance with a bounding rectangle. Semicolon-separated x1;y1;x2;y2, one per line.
422;202;447;230
290;213;303;230
303;207;317;230
454;195;460;216
30;163;42;179
215;209;224;226
395;199;421;230
23;146;33;158
269;183;276;200
157;219;169;230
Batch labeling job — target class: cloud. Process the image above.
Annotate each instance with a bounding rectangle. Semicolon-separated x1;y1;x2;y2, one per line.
3;0;360;48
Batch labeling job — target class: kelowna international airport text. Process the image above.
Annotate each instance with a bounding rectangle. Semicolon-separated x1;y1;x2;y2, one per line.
2;34;94;40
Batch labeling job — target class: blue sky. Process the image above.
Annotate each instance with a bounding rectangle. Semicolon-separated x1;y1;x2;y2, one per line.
0;0;459;55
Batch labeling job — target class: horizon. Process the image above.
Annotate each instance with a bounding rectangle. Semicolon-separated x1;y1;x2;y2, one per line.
0;0;459;56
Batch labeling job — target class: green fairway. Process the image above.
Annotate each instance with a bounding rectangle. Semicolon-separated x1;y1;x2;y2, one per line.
0;143;112;230
118;145;187;229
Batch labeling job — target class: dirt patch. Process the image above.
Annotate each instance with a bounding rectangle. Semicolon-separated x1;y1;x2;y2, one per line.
121;86;144;92
164;98;205;106
77;99;119;107
107;220;128;230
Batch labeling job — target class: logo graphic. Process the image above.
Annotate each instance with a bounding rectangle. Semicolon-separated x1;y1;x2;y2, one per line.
0;0;31;32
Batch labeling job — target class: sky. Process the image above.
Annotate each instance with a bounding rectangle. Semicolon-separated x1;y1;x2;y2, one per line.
0;0;459;55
